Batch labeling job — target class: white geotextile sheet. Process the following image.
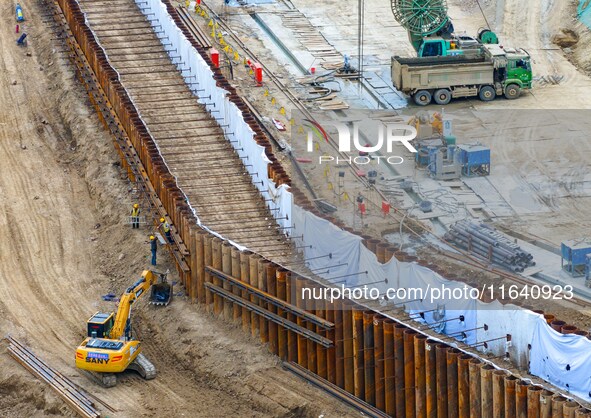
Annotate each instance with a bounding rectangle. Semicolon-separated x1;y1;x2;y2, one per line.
293;204;363;280
474;302;539;370
292;204;552;371
133;0;292;234
530;316;591;401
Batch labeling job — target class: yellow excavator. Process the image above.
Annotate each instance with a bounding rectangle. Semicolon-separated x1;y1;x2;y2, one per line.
75;270;172;387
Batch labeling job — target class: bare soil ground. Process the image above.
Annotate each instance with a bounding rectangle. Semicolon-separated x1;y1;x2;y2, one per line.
450;0;591;108
0;1;357;416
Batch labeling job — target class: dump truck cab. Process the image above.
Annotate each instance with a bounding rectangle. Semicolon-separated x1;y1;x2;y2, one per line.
484;44;533;98
505;49;533;89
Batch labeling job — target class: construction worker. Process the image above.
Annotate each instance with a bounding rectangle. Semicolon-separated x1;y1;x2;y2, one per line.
130;203;140;229
159;217;172;244
149;235;157;266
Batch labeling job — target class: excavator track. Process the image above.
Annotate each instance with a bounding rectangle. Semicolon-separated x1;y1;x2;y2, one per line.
101;373;117;388
82;370;117;388
128;353;157;380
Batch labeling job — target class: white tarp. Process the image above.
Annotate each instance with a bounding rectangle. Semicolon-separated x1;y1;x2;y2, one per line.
474;302;539;369
530;316;591;401
291;203;549;370
292;204;362;282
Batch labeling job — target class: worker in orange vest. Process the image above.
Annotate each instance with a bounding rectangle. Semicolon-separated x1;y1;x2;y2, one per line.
130;203;140;229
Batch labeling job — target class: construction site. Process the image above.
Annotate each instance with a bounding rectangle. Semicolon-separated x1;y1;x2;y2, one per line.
1;0;591;416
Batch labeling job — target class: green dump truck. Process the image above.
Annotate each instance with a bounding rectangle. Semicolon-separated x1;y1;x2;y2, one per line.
391;44;533;106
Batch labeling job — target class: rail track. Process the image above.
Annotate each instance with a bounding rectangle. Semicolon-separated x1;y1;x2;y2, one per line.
6;336;115;418
77;0;293;262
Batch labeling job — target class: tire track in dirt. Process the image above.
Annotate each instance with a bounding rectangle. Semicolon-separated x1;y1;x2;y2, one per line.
498;0;591;106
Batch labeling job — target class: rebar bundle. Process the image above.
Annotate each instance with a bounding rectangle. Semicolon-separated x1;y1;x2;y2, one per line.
444;221;535;273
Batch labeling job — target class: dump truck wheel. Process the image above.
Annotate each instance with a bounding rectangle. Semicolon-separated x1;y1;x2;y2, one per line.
414;90;432;106
434;89;451;105
479;86;496;101
504;84;521;99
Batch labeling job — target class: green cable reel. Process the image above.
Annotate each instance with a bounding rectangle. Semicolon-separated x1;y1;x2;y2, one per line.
391;0;450;37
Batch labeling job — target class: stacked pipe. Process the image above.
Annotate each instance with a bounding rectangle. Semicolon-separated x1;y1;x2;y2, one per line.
445;221;535;272
54;1;591;416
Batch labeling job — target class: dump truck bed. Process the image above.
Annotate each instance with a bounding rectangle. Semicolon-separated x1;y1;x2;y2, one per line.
391;55;494;93
394;54;487;66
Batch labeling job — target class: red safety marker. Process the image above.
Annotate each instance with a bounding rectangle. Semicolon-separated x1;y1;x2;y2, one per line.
253;63;263;86
210;48;219;68
381;201;390;216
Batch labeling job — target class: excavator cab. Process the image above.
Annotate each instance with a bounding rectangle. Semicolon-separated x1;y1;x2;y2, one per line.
86;312;115;338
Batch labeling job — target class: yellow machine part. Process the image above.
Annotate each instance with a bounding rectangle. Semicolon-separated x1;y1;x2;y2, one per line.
75;338;141;374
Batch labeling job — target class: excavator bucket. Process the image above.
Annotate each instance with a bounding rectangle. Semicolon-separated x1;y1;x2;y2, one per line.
149;283;172;306
149;282;172;306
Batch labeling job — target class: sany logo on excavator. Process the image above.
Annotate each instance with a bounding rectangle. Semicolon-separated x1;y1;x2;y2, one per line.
303;119;418;165
86;352;110;364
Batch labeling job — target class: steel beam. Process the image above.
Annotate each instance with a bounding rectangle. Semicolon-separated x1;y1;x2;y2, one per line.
204;282;331;347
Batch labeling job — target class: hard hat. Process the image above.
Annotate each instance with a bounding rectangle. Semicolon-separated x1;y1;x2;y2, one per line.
133;203;139;209
150;235;155;240
160;217;165;223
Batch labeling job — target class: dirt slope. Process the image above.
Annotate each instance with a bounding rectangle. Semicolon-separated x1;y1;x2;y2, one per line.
0;1;356;417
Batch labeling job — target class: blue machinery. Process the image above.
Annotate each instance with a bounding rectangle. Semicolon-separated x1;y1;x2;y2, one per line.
427;145;461;180
416;142;491;180
457;144;491;177
561;240;591;277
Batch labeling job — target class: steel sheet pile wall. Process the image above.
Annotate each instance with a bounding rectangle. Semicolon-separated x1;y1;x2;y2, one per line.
55;0;591;415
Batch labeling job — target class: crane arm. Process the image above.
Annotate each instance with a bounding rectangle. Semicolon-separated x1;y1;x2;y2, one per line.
109;270;157;340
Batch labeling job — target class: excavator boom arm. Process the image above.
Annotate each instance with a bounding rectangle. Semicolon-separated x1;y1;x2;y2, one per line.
109;270;156;339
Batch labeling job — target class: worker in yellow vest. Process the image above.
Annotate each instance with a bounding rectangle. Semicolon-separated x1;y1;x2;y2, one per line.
130;203;140;229
159;217;172;243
